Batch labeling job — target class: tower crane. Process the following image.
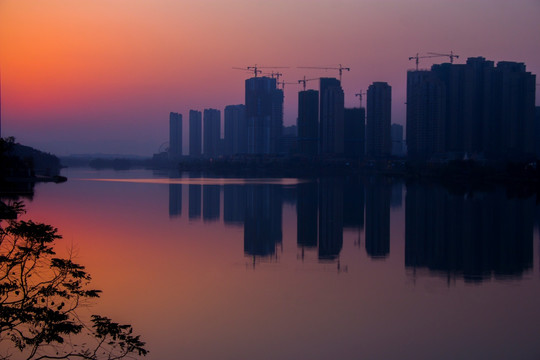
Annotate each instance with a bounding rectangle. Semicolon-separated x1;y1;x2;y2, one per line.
297;64;350;82
232;65;289;78
427;51;459;64
298;76;320;91
409;51;461;71
278;80;297;90
265;71;283;82
355;90;366;108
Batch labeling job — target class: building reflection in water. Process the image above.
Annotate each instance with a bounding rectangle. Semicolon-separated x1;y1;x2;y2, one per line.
365;177;390;259
203;185;220;222
224;185;246;226
405;183;534;282
188;184;201;220
318;177;344;261
297;181;318;256
168;184;182;218
166;175;534;280
243;184;283;262
343;176;365;249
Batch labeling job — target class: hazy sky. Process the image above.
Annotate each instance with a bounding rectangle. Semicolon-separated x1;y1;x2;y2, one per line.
1;0;539;156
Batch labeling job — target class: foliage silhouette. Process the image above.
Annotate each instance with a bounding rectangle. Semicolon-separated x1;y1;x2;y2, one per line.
0;201;148;359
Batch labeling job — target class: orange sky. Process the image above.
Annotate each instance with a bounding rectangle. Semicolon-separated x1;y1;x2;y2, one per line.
1;0;539;155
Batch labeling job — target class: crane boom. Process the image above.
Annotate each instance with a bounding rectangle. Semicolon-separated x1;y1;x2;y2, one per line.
409;51;461;70
233;65;289;78
427;51;459;64
297;64;350;82
298;76;320;91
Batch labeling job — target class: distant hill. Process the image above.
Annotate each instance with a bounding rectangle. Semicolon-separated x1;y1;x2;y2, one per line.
0;137;61;180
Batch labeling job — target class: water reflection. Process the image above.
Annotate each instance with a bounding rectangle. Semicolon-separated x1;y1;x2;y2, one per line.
318;177;344;260
169;184;182;217
405;183;534;282
188;184;201;219
224;185;246;226
203;185;220;222
297;181;318;251
365;178;390;259
163;175;535;281
244;185;283;262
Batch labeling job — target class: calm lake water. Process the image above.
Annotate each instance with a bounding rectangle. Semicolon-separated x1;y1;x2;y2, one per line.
13;168;540;359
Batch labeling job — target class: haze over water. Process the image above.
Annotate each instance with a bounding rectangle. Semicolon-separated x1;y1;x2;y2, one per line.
12;168;540;360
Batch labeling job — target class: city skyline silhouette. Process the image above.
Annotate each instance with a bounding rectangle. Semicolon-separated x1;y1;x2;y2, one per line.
1;0;539;156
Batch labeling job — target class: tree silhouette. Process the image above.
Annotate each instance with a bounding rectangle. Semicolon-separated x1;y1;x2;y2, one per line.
0;201;148;359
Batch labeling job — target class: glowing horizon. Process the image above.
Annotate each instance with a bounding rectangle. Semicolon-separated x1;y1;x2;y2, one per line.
1;0;539;156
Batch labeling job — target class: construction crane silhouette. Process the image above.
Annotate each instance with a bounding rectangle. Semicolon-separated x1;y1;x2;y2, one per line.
298;76;320;91
355;90;366;108
264;71;283;82
427;51;459;64
233;65;288;78
409;51;460;71
278;80;297;90
297;64;350;82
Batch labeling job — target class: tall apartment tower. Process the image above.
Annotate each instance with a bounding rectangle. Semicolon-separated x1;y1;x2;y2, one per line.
169;112;182;159
245;76;283;154
344;107;365;159
489;61;535;158
297;89;319;157
406;70;446;160
406;57;536;161
189;110;202;157
319;78;345;155
366;82;392;158
224;104;247;155
203;108;221;157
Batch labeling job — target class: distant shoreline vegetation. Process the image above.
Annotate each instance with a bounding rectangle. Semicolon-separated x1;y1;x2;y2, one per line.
0;137;66;187
60;151;540;189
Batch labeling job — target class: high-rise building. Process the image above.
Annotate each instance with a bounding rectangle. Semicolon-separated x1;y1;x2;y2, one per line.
224;104;247;155
366;82;391;158
406;57;536;161
431;63;468;154
169;112;182;159
245;76;283;154
344;107;365;159
489;61;536;159
272;88;284;153
406;70;446;160
319;78;345;155
189;110;202;157
297;90;319;157
203;108;221;157
535;107;540;158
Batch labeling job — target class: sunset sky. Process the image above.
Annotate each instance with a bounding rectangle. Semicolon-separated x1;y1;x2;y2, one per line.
1;0;539;156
